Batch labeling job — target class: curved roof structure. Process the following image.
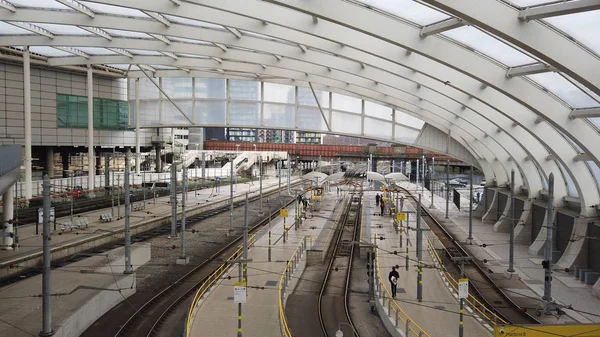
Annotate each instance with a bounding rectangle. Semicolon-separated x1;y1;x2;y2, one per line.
1;0;599;216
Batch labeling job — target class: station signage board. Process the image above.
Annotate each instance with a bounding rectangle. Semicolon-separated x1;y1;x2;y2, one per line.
233;282;247;303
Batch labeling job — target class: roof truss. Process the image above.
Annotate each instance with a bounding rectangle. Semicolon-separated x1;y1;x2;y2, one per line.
420;18;465;37
55;0;95;18
0;0;16;12
518;0;600;21
8;22;54;39
570;107;600;118
506;62;555;78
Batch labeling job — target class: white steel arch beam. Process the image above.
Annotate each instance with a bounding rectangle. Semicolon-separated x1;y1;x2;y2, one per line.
255;0;599;164
420;0;600;96
47;0;594;161
71;0;582;207
1;7;588;165
0;9;580;207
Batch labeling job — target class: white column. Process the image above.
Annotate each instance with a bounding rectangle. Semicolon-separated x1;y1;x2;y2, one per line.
24;46;32;200
2;185;14;250
87;67;94;190
135;78;141;173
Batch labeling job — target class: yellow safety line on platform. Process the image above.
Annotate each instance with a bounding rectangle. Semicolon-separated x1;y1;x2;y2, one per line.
426;235;508;327
185;234;257;337
376;246;431;337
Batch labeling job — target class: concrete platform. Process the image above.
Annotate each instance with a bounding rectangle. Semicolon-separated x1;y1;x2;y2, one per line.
365;191;492;337
402;182;600;324
188;191;343;337
0;178;292;280
0;242;150;337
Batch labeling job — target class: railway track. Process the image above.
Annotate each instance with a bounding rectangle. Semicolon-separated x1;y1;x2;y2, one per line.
0;182;300;287
318;187;362;337
399;187;540;325
111;189;302;337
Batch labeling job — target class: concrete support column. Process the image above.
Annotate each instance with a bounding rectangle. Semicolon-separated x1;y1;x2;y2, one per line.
87;67;94;190
95;154;101;176
135;79;141;173
46;147;54;178
155;146;162;173
23;46;32;200
2;185;14;250
61;152;69;178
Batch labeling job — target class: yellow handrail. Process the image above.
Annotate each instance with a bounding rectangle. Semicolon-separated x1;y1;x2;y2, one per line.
426;235;507;327
375;246;431;337
185;234;257;337
278;237;308;337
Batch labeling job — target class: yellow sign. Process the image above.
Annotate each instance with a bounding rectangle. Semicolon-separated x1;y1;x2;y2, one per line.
396;212;406;222
233;281;246;287
310;196;322;201
494;324;600;337
280;208;288;218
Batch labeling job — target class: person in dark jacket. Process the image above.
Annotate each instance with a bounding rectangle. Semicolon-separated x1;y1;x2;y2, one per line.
380;200;385;216
375;193;380;206
389;267;399;298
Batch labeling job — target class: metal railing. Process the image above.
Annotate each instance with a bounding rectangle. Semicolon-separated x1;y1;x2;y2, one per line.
0;145;22;176
278;236;310;337
185;234;257;337
375;245;431;337
426;235;507;328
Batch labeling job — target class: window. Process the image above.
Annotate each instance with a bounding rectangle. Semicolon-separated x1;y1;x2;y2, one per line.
57;94;128;130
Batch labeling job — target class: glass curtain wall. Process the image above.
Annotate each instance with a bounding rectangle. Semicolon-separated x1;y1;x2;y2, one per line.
128;77;424;144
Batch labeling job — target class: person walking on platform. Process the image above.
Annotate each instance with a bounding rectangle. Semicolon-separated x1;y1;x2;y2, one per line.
380;200;385;216
389;266;399;298
375;193;381;207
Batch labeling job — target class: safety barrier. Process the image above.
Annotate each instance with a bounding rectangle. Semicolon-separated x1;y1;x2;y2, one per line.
278;236;310;337
375;245;431;337
426;235;507;329
185;234;257;337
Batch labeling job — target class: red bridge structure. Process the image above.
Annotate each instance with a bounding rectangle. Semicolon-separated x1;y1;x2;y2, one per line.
203;141;469;167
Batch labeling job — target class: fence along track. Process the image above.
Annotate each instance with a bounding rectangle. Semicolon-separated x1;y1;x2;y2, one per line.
399;186;540;326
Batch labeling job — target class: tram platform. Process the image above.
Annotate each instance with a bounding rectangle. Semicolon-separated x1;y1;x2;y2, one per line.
398;182;599;324
0;242;151;337
364;190;492;337
0;178;292;279
188;190;345;337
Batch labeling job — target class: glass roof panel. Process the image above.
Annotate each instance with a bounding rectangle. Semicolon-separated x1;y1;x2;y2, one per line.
0;22;33;35
239;30;294;45
33;23;92;35
162;14;224;30
128;49;163;56
79;2;149;18
356;0;449;26
545;12;600;55
507;0;554;7
103;28;151;39
176;53;210;59
108;64;139;71
28;46;73;57
588;117;600;130
151;65;178;70
527;73;599;108
75;47;117;55
441;26;537;67
169;36;213;45
587;161;600;192
9;0;69;9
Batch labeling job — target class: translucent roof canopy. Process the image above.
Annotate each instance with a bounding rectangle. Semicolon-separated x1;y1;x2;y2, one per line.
0;0;599;215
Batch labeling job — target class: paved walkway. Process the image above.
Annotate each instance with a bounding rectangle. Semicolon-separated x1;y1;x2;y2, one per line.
365;190;492;337
0;243;150;337
1;178;291;268
189;191;341;337
399;182;599;324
